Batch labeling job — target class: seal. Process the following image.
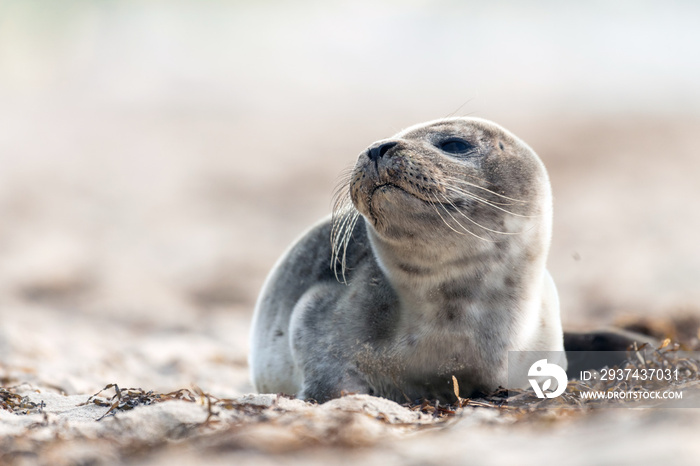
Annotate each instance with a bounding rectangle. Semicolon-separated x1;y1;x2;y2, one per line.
249;117;566;403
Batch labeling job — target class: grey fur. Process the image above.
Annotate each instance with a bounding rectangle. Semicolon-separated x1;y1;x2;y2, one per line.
249;117;566;403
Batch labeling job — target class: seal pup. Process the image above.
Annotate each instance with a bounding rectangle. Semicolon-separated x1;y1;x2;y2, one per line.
249;117;566;403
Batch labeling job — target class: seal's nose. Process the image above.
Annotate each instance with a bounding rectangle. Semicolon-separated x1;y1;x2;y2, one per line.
367;141;397;161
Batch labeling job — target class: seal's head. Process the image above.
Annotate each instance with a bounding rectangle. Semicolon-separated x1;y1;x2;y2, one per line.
332;117;552;286
351;117;549;239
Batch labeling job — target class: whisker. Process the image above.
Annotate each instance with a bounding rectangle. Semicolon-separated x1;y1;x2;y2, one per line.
444;186;538;218
331;199;354;241
338;212;359;283
443;98;474;119
430;194;496;243
331;207;354;253
330;182;360;283
437;193;521;236
427;197;469;237
443;184;517;206
331;164;356;208
450;171;495;187
441;176;528;204
331;219;349;281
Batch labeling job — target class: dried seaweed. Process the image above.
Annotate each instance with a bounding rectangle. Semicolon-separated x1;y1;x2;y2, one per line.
79;384;198;420
0;386;45;415
78;383;275;424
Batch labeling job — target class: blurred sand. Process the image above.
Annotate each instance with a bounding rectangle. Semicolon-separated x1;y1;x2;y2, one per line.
2;1;700;464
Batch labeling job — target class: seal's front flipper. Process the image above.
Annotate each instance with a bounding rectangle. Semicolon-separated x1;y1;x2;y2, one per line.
299;367;369;403
563;329;659;379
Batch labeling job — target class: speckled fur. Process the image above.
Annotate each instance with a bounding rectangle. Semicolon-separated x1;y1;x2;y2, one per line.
249;117;566;403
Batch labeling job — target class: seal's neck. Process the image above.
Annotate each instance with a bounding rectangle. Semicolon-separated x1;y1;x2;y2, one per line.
365;220;549;320
368;226;488;291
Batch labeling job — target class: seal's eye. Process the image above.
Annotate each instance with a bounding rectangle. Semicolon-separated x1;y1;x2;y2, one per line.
438;138;475;155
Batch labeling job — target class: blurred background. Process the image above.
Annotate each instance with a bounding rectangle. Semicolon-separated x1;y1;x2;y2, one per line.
1;0;699;394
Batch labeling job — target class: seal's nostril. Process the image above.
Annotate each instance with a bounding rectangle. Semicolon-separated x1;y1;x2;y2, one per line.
368;141;398;161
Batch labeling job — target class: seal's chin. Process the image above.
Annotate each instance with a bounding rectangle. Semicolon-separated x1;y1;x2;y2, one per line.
367;184;433;229
370;183;407;200
369;183;422;212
